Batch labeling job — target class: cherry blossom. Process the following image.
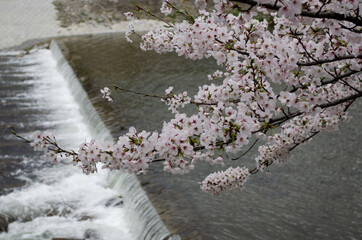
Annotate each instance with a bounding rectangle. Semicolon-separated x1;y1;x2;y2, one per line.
100;87;113;102
16;0;362;195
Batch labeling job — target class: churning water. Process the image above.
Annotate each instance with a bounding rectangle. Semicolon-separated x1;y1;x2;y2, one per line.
0;42;171;240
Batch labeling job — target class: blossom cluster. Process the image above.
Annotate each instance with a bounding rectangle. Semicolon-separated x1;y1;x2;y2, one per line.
100;87;113;102
30;131;58;162
74;127;158;174
161;87;191;113
200;166;250;194
30;0;361;194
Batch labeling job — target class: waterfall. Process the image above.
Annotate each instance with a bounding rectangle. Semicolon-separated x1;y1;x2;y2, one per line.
49;40;174;240
49;41;113;142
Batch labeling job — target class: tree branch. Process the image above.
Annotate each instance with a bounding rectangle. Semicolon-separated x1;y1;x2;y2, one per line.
113;84;216;106
9;129;77;156
287;131;320;152
297;54;362;67
318;91;362;108
320;69;361;86
230;0;362;26
232;138;259;160
290;69;361;93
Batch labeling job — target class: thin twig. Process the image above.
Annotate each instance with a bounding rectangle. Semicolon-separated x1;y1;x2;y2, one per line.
232;138;259;160
113;84;216;106
136;4;174;28
9;129;77;156
9;129;31;143
288;131;320;152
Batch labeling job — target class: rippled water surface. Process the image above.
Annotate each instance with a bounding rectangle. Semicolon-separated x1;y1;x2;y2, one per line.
58;33;362;240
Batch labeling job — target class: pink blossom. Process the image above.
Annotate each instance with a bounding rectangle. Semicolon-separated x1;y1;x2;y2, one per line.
28;0;362;194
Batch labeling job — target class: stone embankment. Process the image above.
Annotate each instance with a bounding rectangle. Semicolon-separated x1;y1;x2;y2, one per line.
0;0;169;50
0;0;201;50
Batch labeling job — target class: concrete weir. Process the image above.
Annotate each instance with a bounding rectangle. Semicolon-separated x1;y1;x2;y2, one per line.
0;41;176;239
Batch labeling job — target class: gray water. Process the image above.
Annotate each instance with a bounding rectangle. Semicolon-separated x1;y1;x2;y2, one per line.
56;33;362;240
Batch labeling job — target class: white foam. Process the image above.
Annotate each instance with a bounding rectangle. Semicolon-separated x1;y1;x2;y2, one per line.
1;41;173;240
49;40;172;240
0;48;134;240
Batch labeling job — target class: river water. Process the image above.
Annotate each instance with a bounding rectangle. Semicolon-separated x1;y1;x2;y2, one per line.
0;32;361;240
55;33;362;240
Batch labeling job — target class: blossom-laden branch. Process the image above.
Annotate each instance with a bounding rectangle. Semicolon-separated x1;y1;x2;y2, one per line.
18;0;362;195
297;54;362;67
10;129;76;162
231;0;362;26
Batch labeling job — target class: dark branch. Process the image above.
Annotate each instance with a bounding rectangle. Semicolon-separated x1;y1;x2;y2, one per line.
297;54;362;67
321;69;361;86
288;131;320;152
112;84;216;106
9;128;31;143
135;4;174;27
340;23;362;33
318;91;362;108
267;90;362;129
301;10;362;27
232;138;259;160
9;129;76;156
230;0;362;26
290;69;361;93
